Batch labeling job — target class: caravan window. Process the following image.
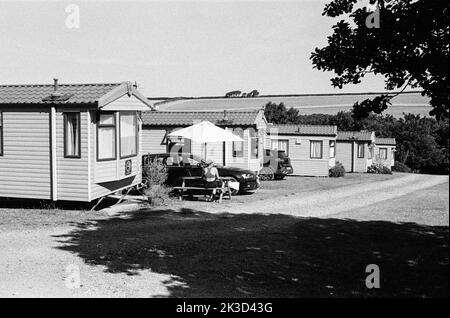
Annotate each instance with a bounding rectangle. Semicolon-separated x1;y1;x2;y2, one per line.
357;143;365;158
249;129;259;159
0;112;3;156
120;112;138;159
379;148;387;160
97;113;116;161
310;140;323;159
329;140;336;158
64;112;81;158
232;128;244;158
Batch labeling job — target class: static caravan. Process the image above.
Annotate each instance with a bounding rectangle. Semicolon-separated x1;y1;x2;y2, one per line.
0;80;155;202
336;131;376;173
374;137;396;169
267;124;338;177
142;109;267;173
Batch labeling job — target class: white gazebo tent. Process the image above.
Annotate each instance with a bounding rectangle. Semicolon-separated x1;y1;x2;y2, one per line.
167;120;244;160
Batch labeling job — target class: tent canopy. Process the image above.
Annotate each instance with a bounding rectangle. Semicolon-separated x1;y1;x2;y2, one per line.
167;121;245;143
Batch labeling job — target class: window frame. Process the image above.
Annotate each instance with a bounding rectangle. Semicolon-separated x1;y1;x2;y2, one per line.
277;139;290;157
368;146;374;159
119;111;138;159
357;143;365;158
63;112;81;159
379;147;388;160
250;136;259;159
329;140;336;158
96;112;117;162
0;111;3;156
310;140;323;159
232;128;244;158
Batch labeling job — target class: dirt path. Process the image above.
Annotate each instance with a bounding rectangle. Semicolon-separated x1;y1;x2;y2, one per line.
0;226;184;297
205;173;449;218
0;173;447;297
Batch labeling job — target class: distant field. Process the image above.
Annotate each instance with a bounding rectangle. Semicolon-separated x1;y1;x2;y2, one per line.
150;92;432;117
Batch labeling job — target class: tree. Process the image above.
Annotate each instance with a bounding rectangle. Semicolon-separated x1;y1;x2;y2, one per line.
311;0;449;120
225;90;242;98
264;102;300;124
248;89;260;97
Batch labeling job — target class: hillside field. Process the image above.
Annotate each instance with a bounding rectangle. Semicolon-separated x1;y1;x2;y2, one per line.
150;92;432;117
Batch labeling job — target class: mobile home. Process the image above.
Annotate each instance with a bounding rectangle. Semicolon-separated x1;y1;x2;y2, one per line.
336;131;376;173
141;109;267;172
267;124;338;177
374;137;396;169
0;80;155;202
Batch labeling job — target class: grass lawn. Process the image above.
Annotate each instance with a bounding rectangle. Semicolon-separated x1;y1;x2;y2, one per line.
0;203;106;232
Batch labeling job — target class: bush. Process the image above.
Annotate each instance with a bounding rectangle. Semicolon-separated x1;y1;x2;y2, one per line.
329;161;346;177
142;157;172;206
392;161;412;173
145;184;172;206
367;163;392;174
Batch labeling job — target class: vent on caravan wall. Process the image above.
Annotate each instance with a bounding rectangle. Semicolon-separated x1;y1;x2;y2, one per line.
42;78;73;102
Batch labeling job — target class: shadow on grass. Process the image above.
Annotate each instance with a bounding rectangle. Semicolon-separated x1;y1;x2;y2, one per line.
0;197;119;211
54;209;449;297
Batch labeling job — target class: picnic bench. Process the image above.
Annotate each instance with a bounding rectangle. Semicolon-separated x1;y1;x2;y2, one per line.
173;176;234;203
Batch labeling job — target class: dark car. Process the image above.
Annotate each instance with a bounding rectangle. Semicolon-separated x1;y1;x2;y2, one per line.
143;153;260;194
260;149;293;180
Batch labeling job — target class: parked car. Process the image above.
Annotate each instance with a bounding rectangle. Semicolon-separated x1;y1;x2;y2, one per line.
142;153;260;194
260;149;293;180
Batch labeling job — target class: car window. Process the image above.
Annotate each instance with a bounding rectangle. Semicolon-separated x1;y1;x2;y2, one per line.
164;156;179;166
188;156;201;165
278;151;288;158
186;154;204;166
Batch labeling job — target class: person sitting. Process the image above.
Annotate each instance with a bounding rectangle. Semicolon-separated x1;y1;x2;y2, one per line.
202;160;221;201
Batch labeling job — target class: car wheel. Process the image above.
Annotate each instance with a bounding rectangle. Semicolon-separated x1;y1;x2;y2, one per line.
274;174;285;180
258;167;275;181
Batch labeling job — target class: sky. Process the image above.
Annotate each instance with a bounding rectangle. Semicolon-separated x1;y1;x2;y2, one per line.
0;0;387;97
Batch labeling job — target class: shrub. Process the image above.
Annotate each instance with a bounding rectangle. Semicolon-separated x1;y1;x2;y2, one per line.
367;163;392;174
145;184;172;206
329;161;346;177
392;161;412;173
142;157;172;206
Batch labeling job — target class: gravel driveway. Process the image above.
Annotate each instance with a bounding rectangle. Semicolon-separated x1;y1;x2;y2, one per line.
0;173;447;297
183;173;449;218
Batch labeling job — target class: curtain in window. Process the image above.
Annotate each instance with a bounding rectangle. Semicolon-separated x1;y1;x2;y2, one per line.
65;113;80;157
357;143;365;158
250;137;259;159
232;128;244;157
379;148;387;160
120;113;137;158
310;141;322;158
98;127;115;159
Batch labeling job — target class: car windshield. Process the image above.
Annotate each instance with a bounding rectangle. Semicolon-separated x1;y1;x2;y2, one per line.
278;151;288;158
